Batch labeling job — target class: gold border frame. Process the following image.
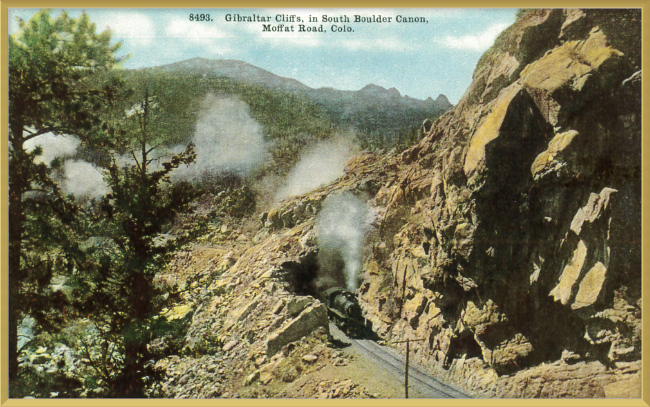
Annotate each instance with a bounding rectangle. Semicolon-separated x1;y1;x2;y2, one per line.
0;2;648;406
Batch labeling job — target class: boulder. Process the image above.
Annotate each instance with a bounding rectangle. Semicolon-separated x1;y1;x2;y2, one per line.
29;354;50;365
488;333;534;370
222;340;238;352
266;304;328;356
302;354;318;363
245;370;260;386
272;299;285;314
571;262;607;309
453;223;475;260
286;296;313;317
570;188;617;236
260;363;275;384
463;85;522;177
530;130;580;179
550;240;588;305
163;304;193;321
402;293;427;328
421;118;434;136
208;279;233;295
551;188;617;308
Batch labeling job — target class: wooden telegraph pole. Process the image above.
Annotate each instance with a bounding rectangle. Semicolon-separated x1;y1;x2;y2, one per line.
405;338;409;398
390;337;426;398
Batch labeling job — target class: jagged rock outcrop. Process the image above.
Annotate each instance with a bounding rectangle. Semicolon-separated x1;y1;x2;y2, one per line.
266;304;328;356
354;8;641;397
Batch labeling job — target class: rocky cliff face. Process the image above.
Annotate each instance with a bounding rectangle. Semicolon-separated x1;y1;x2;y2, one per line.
157;9;641;398
356;8;642;397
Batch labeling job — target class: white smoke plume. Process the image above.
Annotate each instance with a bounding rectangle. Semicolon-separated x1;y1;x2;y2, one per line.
316;192;372;291
24;133;80;165
61;160;109;199
276;138;358;201
173;94;269;182
22;132;109;200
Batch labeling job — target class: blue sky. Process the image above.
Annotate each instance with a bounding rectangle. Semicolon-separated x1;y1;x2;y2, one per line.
9;8;517;103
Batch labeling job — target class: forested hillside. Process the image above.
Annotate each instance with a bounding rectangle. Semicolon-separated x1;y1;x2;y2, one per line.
143;57;453;151
90;69;339;177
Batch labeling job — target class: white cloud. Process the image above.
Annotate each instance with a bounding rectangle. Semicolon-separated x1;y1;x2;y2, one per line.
256;35;325;48
166;18;230;41
422;9;464;19
160;39;234;59
164;17;235;55
436;22;510;51
94;11;156;46
338;37;407;52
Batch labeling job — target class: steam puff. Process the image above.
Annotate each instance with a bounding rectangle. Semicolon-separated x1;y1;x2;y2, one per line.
62;160;109;199
316;192;371;291
23;133;108;200
173;94;268;182
277;139;356;201
24;133;80;165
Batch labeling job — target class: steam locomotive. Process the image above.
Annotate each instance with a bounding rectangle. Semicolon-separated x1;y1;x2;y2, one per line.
322;287;370;338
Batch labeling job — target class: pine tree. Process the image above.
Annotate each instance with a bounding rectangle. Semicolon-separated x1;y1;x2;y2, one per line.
70;89;197;397
8;10;121;386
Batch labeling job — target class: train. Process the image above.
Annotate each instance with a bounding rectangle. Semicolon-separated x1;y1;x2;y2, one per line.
322;287;371;338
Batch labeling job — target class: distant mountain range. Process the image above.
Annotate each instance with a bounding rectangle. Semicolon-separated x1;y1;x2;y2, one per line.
153;58;311;91
144;57;453;145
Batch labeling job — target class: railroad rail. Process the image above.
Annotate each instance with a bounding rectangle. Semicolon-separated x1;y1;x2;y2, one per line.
352;337;470;398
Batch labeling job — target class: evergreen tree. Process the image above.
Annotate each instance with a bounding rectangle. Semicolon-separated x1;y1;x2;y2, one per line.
70;90;197;397
8;10;121;386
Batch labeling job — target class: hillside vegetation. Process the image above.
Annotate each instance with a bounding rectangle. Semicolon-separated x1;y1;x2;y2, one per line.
91;69;338;177
140;57;452;152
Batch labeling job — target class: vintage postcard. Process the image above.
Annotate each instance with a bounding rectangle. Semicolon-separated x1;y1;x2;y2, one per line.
3;5;645;403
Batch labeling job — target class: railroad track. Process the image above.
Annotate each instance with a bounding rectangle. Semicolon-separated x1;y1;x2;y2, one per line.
352;338;470;398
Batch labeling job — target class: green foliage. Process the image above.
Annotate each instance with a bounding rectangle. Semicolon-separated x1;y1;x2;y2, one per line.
8;9;122;389
393;125;422;152
148;316;191;357
11;365;83;399
67;90;199;397
325;103;435;152
91;70;337;176
18;173;77;330
14;325;108;399
184;334;225;358
88;64;437;181
9;9;122;138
